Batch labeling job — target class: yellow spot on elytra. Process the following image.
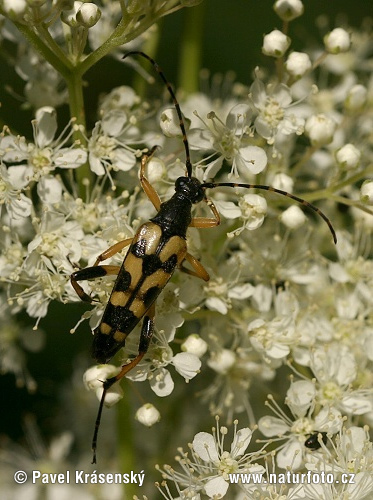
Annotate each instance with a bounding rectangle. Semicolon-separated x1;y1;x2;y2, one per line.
111;291;127;306
100;323;111;335
113;330;127;343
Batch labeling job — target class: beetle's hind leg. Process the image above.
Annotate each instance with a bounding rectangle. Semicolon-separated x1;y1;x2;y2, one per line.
70;237;133;303
91;303;156;463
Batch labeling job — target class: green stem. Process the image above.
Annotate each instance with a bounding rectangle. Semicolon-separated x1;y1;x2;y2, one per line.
13;21;72;77
65;71;92;193
178;2;205;94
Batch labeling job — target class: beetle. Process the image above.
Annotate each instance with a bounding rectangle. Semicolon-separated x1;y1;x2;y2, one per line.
70;51;337;463
304;431;328;450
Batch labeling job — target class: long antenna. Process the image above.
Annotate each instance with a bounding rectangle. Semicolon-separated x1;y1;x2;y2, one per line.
123;51;192;178
202;181;337;243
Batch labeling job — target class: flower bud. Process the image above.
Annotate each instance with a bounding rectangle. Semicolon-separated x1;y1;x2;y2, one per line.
274;0;304;21
160;108;182;137
76;3;101;28
360;181;373;205
272;173;294;193
61;1;83;27
135;403;161;427
3;0;27;17
324;28;351;54
285;51;312;79
335;144;360;170
207;349;236;374
305;113;336;146
344;84;367;111
145;157;165;184
181;334;208;358
279;205;306;229
262;29;291;58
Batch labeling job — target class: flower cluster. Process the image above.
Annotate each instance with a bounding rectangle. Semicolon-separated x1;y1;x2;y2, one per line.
0;0;372;498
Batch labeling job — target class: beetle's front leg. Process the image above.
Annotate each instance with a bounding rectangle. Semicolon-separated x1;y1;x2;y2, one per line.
71;265;121;303
189;197;221;228
70;237;133;302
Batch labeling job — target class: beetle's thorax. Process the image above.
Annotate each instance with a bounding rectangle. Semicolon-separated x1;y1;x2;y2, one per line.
150;176;204;238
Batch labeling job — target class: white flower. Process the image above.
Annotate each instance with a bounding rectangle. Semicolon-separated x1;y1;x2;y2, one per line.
83;364;123;406
2;0;26;17
324;28;351;54
361;181;373;205
305;113;336;146
135;403;161;426
310;344;373;415
259;387;342;470
335;143;361;169
188;104;267;179
88;110;137;176
181;334;208;358
158;419;264;499
279;205;306;229
262;29;291;58
0;164;32;220
273;0;304;21
249;77;305;143
285;51;312;79
76;2;101;28
248;291;299;361
0;107;87;180
344;84;367;111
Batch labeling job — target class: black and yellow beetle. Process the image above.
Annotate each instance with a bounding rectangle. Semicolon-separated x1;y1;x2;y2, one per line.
70;52;337;463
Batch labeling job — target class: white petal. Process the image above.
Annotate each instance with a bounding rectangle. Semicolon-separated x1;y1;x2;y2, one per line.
228;284;254;299
204;476;229;498
149;368;174;397
89;152;105;175
238;145;267;174
230;428;252;457
341;396;373;415
101;110;128;136
286;380;316;417
55;147;87;168
114;148;136;171
258;415;289;437
35;107;57;147
192;432;219;462
8;194;32;220
214;200;241;219
172;352;201;381
277;440;303;470
37;175;62;204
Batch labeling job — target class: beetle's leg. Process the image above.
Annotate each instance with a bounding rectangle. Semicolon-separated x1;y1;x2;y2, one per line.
71;265;121;303
93;237;133;266
71;238;133;302
189;197;221;228
180;252;210;281
91;303;156;464
140;146;162;211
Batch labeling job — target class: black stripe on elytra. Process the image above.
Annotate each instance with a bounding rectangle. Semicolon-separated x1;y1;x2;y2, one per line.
161;254;177;273
131;238;147;258
102;301;138;330
142;254;163;276
143;285;161;307
114;269;131;292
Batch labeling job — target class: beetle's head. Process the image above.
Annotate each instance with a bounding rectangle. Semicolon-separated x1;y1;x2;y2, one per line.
175;176;204;204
